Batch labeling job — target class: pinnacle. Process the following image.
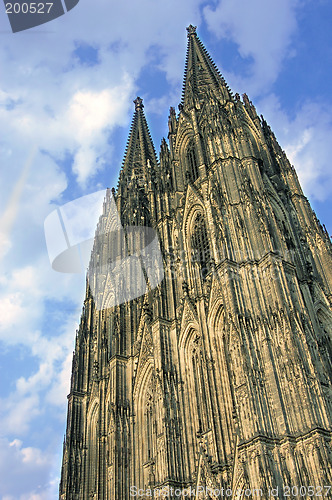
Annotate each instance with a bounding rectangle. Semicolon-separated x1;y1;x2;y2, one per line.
181;26;232;107
186;24;197;37
134;96;144;111
120;96;158;179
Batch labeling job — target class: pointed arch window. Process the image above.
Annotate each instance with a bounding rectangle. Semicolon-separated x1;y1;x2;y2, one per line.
187;140;199;182
191;213;211;279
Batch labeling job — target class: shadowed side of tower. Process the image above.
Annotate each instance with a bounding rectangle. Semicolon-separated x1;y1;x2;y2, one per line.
60;26;332;499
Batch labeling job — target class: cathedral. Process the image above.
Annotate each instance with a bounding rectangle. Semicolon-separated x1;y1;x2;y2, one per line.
59;26;332;499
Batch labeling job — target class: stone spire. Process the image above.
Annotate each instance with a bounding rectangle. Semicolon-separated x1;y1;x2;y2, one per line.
116;97;159;226
120;96;158;182
181;25;232;108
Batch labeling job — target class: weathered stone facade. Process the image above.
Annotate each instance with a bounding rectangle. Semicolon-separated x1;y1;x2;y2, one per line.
60;26;332;499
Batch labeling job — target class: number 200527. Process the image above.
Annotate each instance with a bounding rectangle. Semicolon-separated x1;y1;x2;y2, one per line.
5;3;53;14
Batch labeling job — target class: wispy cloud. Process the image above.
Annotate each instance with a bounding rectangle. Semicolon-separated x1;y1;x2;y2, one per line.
0;147;37;259
258;94;332;201
204;0;299;96
0;437;56;500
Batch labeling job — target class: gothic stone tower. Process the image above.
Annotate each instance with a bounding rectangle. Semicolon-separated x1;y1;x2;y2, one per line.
60;26;332;499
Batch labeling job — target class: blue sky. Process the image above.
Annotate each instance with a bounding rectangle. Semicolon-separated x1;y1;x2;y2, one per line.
0;0;332;498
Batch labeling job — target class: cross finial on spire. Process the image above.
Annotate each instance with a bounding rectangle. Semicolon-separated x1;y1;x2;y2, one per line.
186;25;197;37
134;96;144;111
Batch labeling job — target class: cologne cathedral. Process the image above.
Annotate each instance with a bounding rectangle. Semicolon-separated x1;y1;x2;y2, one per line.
60;26;332;499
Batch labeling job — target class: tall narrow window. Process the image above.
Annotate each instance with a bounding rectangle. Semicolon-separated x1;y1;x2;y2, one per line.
144;393;154;462
146;405;152;460
87;405;99;496
192;213;211;279
192;351;210;432
192;353;203;432
187;140;199;181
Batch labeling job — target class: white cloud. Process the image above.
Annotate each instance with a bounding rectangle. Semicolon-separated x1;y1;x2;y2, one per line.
1;393;41;436
258;94;332;201
0;261;81;438
0;259;80;343
46;350;73;407
204;0;299;96
0;437;55;499
0;231;12;259
0;293;26;330
21;446;49;466
0;78;135;188
0;147;36;255
0;318;76;439
16;362;52;395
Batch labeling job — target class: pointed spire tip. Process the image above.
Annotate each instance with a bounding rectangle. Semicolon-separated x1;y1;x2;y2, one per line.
186;25;197;37
134;96;144;111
